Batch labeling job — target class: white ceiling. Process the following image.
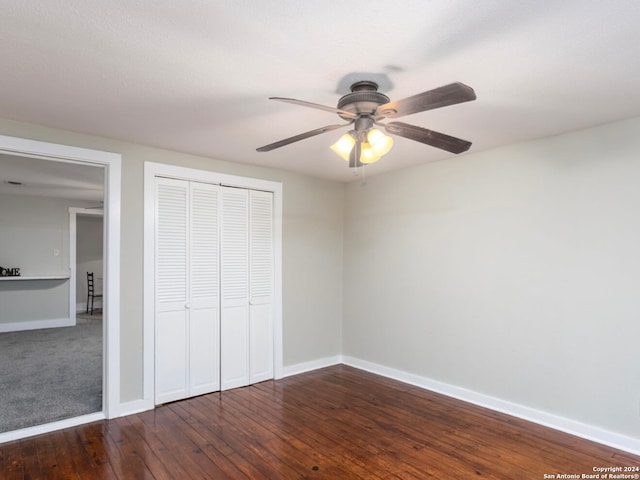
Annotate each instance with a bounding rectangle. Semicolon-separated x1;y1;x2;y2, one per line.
1;1;640;184
0;154;104;201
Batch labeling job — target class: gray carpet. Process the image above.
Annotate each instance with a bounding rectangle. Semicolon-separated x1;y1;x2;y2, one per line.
0;314;102;433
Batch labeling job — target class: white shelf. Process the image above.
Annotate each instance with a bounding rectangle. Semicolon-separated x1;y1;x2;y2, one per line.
0;275;70;281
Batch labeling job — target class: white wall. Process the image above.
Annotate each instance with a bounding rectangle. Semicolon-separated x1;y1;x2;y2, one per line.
0;193;69;277
343;116;640;440
282;175;344;366
0;117;345;402
0;193;99;326
76;214;103;311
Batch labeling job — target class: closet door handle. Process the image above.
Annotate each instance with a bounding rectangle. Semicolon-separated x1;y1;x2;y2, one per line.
249;300;254;306
185;303;191;309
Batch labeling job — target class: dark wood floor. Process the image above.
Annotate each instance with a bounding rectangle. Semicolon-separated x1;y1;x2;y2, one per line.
1;365;639;479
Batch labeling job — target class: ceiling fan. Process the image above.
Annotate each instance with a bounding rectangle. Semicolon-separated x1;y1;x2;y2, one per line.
257;80;476;168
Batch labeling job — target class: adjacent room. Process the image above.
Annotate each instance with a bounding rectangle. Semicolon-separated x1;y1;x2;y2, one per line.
0;1;639;478
0;155;105;432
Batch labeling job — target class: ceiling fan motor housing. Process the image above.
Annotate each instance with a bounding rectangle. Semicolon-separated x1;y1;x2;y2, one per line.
337;81;390;121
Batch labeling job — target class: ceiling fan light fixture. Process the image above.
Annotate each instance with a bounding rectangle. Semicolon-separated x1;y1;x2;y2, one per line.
359;142;382;164
367;128;394;156
330;128;389;164
330;131;356;161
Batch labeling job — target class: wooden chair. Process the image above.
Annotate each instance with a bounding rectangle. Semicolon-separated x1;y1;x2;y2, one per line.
86;272;103;315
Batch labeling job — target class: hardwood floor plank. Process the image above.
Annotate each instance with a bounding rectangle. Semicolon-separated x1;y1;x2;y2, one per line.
31;435;60;480
103;418;157;480
61;429;96;480
309;367;621;476
159;402;252;479
219;387;370;479
1;441;23;480
75;423;119;480
175;393;302;479
274;372;485;478
50;430;82;479
352;370;605;475
308;370;536;477
108;416;177;480
1;365;638;479
190;389;301;478
124;414;200;480
135;406;227;479
249;381;423;479
16;440;41;480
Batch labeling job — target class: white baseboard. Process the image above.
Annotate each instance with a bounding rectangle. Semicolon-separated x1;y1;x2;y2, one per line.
113;398;154;419
0;317;74;333
343;356;640;456
77;302;102;313
0;412;104;444
0;400;153;444
283;355;343;378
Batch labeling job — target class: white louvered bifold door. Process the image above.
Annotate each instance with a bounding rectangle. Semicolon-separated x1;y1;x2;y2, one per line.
155;178;189;404
220;187;250;391
249;190;274;384
155;178;220;404
188;182;220;396
156;179;274;399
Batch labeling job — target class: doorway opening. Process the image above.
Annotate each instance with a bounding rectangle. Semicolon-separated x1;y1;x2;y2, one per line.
0;135;121;443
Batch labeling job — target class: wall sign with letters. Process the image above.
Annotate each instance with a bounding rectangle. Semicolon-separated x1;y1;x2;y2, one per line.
0;266;21;277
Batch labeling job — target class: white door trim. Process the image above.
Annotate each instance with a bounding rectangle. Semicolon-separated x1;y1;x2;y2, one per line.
69;208;104;322
143;162;283;409
0;134;121;444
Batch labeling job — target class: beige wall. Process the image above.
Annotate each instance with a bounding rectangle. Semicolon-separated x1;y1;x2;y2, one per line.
0;193;98;325
343;116;640;439
4;114;639;442
0;117;345;402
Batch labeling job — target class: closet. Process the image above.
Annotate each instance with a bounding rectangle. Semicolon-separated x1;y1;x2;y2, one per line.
154;177;274;405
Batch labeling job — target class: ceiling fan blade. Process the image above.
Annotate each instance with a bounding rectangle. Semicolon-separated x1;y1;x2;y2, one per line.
383;121;472;154
375;82;476;119
256;123;349;152
269;97;357;119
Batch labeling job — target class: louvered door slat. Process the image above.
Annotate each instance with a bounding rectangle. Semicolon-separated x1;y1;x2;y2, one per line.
155;178;189;404
221;189;249;301
220;187;250;390
189;182;220;395
249;190;274;300
156;181;187;306
249;190;274;384
190;185;219;300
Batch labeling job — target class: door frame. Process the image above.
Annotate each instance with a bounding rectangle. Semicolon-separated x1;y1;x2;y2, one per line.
69;207;104;323
0;134;121;444
143;162;283;408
